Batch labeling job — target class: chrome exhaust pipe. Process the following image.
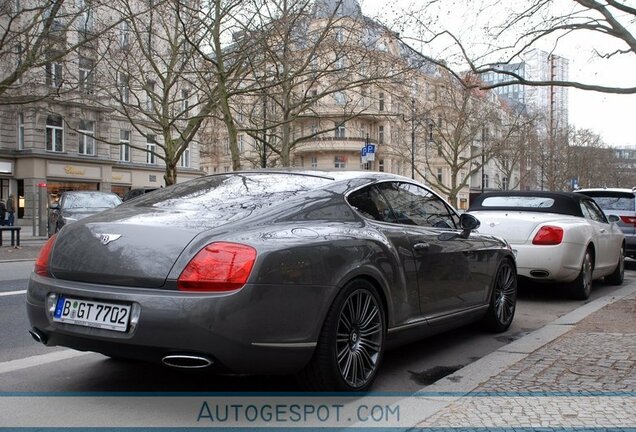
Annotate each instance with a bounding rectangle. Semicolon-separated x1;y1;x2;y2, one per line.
29;328;48;345
162;354;213;369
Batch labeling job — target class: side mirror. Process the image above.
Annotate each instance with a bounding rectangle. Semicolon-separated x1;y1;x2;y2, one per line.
608;214;620;223
459;213;480;238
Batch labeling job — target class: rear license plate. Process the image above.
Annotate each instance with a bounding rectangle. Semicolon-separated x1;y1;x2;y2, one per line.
53;296;131;332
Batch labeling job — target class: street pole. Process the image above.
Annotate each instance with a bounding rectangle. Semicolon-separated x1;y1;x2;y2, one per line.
411;98;416;180
481;126;486;194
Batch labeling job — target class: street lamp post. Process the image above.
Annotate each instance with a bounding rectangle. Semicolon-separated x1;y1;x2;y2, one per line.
481;126;487;194
411;98;416;179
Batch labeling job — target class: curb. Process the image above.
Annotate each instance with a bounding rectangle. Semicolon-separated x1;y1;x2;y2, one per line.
405;280;636;426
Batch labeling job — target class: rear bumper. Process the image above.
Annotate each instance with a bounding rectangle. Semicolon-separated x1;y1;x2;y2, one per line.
26;275;337;375
511;242;583;282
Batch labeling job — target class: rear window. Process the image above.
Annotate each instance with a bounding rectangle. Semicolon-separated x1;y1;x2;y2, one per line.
481;196;556;208
126;173;333;220
579;192;635;211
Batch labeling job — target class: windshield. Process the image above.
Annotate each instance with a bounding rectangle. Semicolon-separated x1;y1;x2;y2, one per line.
62;193;122;209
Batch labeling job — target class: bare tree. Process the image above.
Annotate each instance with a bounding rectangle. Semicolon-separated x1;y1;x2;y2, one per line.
235;0;419;167
0;0;124;103
417;73;508;207
399;0;636;94
568;127;620;188
95;0;213;186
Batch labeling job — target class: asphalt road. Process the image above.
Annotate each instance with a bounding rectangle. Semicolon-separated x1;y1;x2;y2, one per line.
1;259;633;393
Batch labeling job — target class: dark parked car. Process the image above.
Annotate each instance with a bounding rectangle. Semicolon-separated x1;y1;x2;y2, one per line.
122;187;158;201
28;171;517;391
576;188;636;259
48;191;122;236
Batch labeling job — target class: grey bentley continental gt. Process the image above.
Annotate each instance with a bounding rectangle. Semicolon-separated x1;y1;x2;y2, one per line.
27;170;517;391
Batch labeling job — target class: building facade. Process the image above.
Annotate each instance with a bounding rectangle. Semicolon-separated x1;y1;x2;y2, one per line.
0;1;203;231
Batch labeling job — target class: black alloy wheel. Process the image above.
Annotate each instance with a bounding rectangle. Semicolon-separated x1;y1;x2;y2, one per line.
299;279;385;391
335;288;384;388
483;258;517;332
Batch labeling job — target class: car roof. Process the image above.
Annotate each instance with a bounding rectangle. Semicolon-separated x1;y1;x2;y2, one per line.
469;191;588;217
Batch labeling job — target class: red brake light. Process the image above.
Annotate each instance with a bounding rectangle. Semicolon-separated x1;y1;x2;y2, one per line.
177;242;257;292
620;216;636;226
35;234;57;277
532;226;564;245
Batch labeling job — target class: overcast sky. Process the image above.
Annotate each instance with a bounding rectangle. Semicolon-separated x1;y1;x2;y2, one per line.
361;0;636;148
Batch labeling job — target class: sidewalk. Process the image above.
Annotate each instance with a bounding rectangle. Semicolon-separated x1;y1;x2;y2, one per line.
414;282;636;429
0;227;47;262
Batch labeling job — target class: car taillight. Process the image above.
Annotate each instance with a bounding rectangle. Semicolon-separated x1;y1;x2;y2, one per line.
532;226;564;245
620;216;636;226
177;242;257;292
35;234;57;277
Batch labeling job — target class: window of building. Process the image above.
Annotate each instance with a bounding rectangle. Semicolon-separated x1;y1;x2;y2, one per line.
78;120;95;155
378;92;385;111
437;167;443;183
17;113;24;150
238;134;244;152
334;91;346;105
118;73;129;104
437;114;443;128
335;28;344;43
119;129;130;162
310;124;318;136
120;20;130;48
78;57;94;94
334;155;346;169
502;176;509;190
311;156;318;168
335;55;345;70
378;125;384;145
182;89;190;115
223;139;229;155
180;146;190;168
146;135;157;164
77;0;94;36
46;115;63;152
335;122;345;138
484;173;489;189
379;159;384;172
45;57;63;88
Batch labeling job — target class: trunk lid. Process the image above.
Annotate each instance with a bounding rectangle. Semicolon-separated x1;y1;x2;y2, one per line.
49;208;218;288
469;211;569;244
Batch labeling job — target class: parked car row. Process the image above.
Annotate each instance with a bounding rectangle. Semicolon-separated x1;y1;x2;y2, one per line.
28;171;627;391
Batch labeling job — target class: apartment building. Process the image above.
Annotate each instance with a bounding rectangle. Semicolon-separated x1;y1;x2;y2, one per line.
0;0;202;230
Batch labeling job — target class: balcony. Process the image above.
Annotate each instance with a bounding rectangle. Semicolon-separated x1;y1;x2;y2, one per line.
295;136;378;154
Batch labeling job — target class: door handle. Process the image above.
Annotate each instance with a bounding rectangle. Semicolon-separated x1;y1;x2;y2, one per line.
412;242;430;251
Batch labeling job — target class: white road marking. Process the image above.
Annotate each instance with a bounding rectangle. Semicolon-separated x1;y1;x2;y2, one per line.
0;290;26;297
0;350;92;375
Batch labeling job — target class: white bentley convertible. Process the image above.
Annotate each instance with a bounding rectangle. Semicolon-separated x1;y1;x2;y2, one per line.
469;191;624;299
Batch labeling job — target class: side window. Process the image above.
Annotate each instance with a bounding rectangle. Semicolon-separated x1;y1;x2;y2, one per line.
347;185;397;223
582;200;608;224
377;182;456;229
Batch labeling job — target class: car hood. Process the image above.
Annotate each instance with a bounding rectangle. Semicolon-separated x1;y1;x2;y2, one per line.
49;207;225;288
470;211;576;244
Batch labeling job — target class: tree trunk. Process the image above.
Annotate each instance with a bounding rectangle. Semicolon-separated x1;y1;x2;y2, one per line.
164;163;177;186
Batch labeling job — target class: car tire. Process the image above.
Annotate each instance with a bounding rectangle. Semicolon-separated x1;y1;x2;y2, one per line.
569;248;593;300
482;258;517;333
299;279;386;392
605;244;625;286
